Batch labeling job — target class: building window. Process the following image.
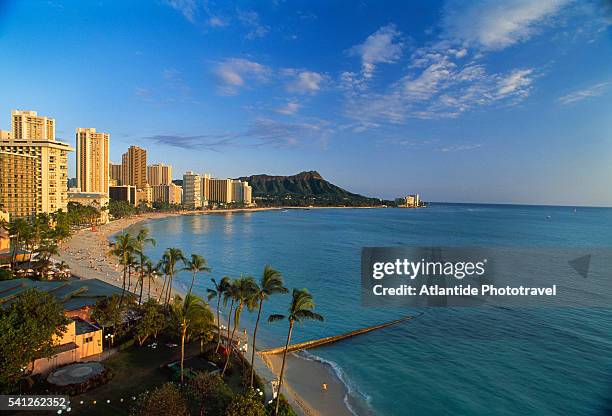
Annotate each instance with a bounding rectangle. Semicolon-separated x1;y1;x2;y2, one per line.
84;336;93;343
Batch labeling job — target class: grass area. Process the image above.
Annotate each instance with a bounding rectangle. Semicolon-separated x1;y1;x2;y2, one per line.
70;342;193;415
68;341;250;416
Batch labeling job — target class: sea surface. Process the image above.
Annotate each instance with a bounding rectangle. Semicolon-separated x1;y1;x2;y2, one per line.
125;204;612;416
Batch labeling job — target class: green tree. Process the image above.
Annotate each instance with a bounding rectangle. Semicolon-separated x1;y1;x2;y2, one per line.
91;294;133;336
171;293;211;383
222;276;257;377
159;248;185;306
250;265;287;387
131;382;189;416
134;228;155;303
188;372;233;416
109;233;136;304
0;289;68;389
183;253;211;297
225;390;266;416
207;276;231;353
134;299;166;346
143;259;158;301
268;289;324;416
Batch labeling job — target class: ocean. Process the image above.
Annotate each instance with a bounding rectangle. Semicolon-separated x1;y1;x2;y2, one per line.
125;204;612;416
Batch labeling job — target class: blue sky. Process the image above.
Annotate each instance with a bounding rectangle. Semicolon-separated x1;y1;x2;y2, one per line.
0;0;611;205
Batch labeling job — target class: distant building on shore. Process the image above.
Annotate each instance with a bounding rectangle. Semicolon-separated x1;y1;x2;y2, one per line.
182;171;202;209
67;191;110;224
209;178;232;204
109;162;122;185
76;127;110;194
121;145;147;189
0;110;74;215
152;183;183;205
147;163;173;186
0;150;37;219
396;194;422;208
109;185;136;205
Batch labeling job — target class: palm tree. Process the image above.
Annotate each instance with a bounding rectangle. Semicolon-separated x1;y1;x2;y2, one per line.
135;251;149;303
183;254;211;297
249;265;287;387
268;289;324;416
221;276;257;377
8;218;30;270
170;293;211;384
134;229;156;303
143;259;158;300
109;232;136;304
207;276;231;353
159;247;185;306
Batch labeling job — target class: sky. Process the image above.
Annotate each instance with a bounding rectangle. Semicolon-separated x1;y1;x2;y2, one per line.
0;0;611;206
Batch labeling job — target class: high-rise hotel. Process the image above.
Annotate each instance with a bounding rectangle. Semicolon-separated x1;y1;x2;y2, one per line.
0;110;73;218
121;145;147;189
147;163;172;186
76;128;110;194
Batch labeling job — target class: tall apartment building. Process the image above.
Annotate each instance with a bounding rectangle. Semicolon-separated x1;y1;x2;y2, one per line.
230;180;253;205
76;128;110;194
121;145;147;189
182;171;202;209
0;151;37;219
0;110;74;214
147;163;173;186
152;183;183;205
200;173;211;206
209;178;232;204
109;163;122;186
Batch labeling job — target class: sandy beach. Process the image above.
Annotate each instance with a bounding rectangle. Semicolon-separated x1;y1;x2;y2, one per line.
56;207;357;416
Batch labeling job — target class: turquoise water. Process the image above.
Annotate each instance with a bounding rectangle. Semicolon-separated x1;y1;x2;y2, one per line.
126;204;612;416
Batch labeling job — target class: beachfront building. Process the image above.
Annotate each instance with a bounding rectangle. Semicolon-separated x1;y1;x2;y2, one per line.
109;185;136;205
109;162;122;186
209;178;232;204
0;150;37;219
396;194;421;208
0;110;74;214
147;163;173;186
76;128;110;194
152;183;182;205
0;278;123;374
231;180;253;205
182;171;202;209
121;145;147;189
135;184;153;207
67;191;110;224
200;173;211;206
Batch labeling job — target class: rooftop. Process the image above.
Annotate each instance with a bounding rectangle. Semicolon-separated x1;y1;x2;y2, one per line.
0;278;123;311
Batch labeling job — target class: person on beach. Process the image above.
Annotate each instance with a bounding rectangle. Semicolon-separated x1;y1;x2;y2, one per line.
322;383;328;391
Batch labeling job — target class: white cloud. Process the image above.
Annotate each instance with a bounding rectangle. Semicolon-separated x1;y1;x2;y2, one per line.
497;68;534;96
276;102;301;115
165;0;198;23
283;70;326;94
439;143;483;152
237;9;269;39
348;24;403;79
213;58;271;95
558;82;610;104
208;16;228;27
442;0;571;51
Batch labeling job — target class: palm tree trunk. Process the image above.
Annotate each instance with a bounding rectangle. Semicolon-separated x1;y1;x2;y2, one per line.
120;266;127;305
226;301;234;349
139;270;144;303
166;273;174;305
158;275;167;303
148;273;152;300
275;320;294;416
215;297;222;353
180;321;186;384
250;299;263;387
223;307;240;376
188;271;196;297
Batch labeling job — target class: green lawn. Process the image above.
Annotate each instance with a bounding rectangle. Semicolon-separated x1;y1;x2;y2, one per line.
68;341;248;416
70;342;198;415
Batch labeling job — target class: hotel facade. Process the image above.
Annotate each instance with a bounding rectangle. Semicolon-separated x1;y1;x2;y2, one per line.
0;110;73;216
121;145;147;189
147;163;173;186
76;127;110;194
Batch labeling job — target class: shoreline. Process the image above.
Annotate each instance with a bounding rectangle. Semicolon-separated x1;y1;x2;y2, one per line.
56;207;362;416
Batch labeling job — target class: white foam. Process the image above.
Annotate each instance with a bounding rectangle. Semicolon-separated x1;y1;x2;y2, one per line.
298;350;373;415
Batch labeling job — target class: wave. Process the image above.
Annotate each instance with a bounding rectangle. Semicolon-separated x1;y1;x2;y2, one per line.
298;350;373;416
